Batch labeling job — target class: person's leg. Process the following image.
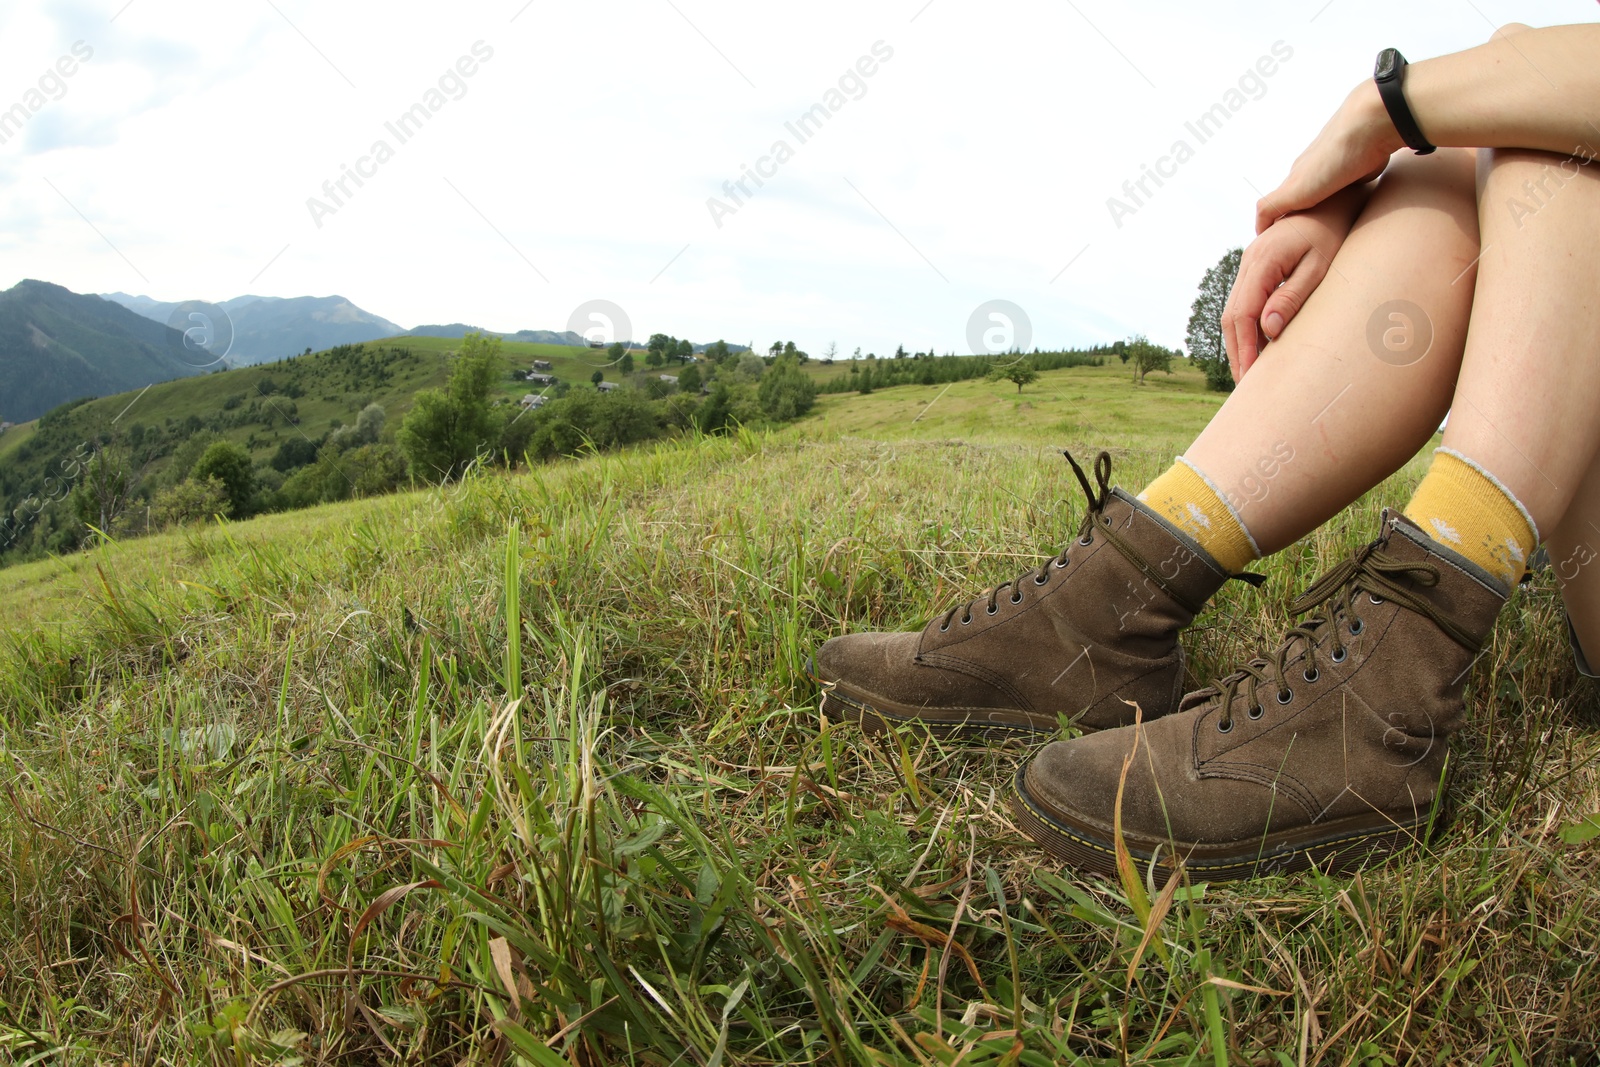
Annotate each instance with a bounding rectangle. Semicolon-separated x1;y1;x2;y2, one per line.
1162;146;1480;559
1421;147;1600;565
1546;453;1600;675
1016;141;1600;881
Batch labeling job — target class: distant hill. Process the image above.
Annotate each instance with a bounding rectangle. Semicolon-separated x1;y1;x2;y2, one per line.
104;292;406;366
0;280;203;423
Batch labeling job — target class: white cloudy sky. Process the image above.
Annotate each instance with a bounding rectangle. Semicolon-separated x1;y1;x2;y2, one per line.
1;0;1594;356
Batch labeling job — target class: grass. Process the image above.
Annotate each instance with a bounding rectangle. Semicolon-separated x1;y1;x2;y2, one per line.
1;365;1598;1064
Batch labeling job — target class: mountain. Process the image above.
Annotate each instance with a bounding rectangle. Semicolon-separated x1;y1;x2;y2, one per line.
0;280;203;423
406;324;593;345
103;292;405;366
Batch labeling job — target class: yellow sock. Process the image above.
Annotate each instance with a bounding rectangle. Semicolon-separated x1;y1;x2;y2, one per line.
1136;457;1259;573
1403;448;1537;586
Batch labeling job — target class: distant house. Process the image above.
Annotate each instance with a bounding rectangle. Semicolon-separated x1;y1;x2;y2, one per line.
527;373;557;385
532;359;553;371
0;422;12;433
658;374;678;384
519;393;549;409
588;339;606;349
597;381;620;392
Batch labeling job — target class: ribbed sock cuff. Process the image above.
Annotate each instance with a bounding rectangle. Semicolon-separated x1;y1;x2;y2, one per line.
1404;448;1537;586
1136;457;1260;573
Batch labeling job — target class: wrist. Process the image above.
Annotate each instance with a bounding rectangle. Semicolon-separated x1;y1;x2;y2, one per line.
1351;79;1407;159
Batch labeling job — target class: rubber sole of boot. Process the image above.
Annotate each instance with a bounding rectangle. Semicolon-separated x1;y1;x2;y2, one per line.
810;659;1060;742
1009;761;1438;882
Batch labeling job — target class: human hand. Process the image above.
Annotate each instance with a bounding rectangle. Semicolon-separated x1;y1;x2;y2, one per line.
1224;186;1367;380
1253;80;1403;235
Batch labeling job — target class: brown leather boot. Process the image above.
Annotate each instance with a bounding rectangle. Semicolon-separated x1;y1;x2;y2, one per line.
812;452;1246;741
1012;511;1509;881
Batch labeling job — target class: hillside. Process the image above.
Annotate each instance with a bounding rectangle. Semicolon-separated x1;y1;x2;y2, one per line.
104;291;406;365
0;376;1595;1062
0;279;202;423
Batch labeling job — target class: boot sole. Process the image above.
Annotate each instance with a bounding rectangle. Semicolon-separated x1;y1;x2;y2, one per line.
1010;761;1437;882
810;660;1060;742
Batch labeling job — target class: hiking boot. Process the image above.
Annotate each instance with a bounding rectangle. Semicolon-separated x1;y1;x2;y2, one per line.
1012;510;1509;881
812;451;1245;741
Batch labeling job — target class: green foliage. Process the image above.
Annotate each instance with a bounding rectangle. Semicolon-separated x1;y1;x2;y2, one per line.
1127;333;1176;385
987;360;1040;393
756;354;818;420
820;349;1103;396
190;441;255;517
620;351;635;375
149;474;229;528
1188;247;1242;392
69;445;140;535
397;333;503;482
678;363;702;394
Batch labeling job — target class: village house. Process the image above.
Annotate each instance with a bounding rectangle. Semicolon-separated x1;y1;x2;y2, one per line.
528;373;557;386
519;394;549;409
597;381;620;392
532;359;553;371
659;374;678;384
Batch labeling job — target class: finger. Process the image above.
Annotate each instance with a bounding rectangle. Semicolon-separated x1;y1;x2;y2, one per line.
1260;249;1333;341
1228;250;1288;378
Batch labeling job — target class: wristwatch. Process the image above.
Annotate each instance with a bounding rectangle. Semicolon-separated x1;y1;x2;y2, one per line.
1373;48;1435;154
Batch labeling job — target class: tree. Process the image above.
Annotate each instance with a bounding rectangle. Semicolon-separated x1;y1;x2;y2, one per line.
151;476;230;529
678;364;702;394
894;344;908;359
757;354;818;420
645;349;664;369
191;441;255;517
608;341;625;364
71;444;140;535
647;334;673;363
1186;247;1242;392
822;341;838;363
675;339;693;364
591;369;605;387
1127;334;1173;385
397;331;504;481
705;340;732;364
620;351;635;374
987;361;1040;393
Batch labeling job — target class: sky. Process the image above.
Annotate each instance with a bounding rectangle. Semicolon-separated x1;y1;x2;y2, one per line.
1;0;1595;359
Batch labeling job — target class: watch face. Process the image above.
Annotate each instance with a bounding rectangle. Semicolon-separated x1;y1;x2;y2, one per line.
1374;47;1402;80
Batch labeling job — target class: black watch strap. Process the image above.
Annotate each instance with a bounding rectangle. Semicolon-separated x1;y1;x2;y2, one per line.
1373;48;1436;155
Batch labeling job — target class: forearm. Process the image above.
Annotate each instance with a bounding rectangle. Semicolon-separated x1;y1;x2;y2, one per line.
1405;25;1600;157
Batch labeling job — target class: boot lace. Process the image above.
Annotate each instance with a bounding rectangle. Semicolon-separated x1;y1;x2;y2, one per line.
937;450;1210;631
1211;537;1479;732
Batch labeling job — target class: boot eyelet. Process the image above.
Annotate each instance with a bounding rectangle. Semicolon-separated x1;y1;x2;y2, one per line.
986;604;998;616
1035;573;1049;585
960;614;972;626
939;622;951;633
1369;593;1384;606
1331;647;1347;664
1217;718;1234;734
1303;667;1319;684
1010;592;1024;605
1053;556;1069;569
1247;705;1264;720
1078;534;1094;546
1276;689;1294;705
1349;618;1365;636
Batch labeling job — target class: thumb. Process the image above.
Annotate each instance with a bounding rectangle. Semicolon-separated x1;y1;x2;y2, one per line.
1260;250;1332;341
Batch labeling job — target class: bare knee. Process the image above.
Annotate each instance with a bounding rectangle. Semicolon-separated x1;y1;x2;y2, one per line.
1377;147;1480;213
1490;22;1533;43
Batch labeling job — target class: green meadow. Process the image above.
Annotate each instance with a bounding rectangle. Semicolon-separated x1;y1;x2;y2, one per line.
1;359;1596;1064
